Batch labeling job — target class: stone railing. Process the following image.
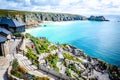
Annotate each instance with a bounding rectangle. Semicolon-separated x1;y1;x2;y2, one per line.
16;37;25;54
39;65;75;80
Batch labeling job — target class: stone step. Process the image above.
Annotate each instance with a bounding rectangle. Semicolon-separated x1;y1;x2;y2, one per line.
15;54;35;71
22;60;34;71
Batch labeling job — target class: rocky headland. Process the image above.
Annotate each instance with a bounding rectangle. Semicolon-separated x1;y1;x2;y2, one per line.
88;16;109;21
0;9;87;28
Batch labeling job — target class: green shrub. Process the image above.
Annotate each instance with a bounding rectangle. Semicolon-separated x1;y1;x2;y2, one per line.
13;32;23;37
65;68;71;77
25;33;31;38
62;59;67;67
49;45;57;51
11;59;28;79
26;46;39;68
46;54;59;72
68;64;81;75
12;59;19;69
73;75;79;80
63;53;83;64
31;37;50;54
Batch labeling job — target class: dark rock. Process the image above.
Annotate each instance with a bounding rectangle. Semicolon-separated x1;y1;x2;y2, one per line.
72;49;84;56
88;15;109;21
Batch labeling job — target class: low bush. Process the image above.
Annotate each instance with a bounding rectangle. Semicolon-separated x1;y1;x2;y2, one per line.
13;32;23;37
63;53;83;64
26;46;39;68
11;59;28;79
31;37;50;54
65;68;71;77
68;64;81;76
46;54;59;72
25;33;31;38
49;45;57;51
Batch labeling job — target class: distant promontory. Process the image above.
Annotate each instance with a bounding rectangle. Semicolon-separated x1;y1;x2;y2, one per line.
88;15;109;21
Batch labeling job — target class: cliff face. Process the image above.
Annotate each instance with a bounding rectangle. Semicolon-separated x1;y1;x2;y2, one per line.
0;9;87;27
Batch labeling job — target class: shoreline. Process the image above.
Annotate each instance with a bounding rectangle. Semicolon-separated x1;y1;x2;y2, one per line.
25;36;120;79
25;20;89;29
25;22;120;68
7;33;120;80
68;44;120;68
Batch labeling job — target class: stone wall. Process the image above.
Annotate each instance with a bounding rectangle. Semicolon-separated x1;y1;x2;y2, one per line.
0;41;9;57
39;65;75;80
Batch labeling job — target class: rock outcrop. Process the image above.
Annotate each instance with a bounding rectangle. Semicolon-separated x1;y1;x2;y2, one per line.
88;15;109;21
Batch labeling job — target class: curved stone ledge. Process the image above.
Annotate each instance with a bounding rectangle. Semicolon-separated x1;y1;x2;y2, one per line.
7;66;23;80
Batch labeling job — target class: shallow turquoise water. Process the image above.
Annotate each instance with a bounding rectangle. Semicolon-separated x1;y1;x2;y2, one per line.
27;21;120;67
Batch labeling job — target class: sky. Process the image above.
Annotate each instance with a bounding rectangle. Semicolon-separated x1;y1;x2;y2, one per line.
0;0;120;15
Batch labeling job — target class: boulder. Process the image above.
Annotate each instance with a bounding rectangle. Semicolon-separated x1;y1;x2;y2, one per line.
72;49;84;56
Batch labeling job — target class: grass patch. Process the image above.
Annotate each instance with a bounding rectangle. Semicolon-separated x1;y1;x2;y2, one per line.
11;59;27;79
65;68;71;77
25;33;31;38
45;54;59;72
25;33;51;54
49;45;57;51
26;47;39;68
31;37;50;54
68;64;81;76
63;53;83;64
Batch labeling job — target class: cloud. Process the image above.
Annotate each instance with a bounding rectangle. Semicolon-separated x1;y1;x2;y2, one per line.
0;0;120;15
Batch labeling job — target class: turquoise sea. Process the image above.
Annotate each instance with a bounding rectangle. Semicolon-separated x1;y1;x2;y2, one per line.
27;20;120;67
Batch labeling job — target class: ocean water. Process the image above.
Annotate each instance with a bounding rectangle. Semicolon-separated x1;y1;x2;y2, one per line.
27;20;120;67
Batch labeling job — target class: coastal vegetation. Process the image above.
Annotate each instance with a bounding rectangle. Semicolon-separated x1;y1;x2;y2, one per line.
26;46;39;68
68;64;81;76
65;68;71;77
31;37;50;54
24;33;120;80
63;53;83;64
13;32;24;37
45;54;59;72
25;33;31;38
25;34;58;54
11;59;28;79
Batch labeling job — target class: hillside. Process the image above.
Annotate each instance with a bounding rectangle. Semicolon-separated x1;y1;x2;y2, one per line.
0;9;87;27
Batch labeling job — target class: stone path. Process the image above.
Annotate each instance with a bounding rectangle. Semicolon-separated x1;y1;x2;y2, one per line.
0;57;9;80
9;39;20;55
0;39;20;80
